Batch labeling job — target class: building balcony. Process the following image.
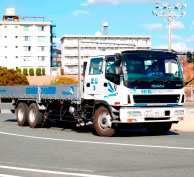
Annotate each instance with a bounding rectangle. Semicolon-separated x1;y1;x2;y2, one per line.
51;42;56;48
51;33;56;38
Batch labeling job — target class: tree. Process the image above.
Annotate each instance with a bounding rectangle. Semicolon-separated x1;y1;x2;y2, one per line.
61;68;65;75
16;68;21;74
23;68;28;76
42;68;46;75
50;76;77;85
192;52;194;62
36;68;41;76
29;68;34;76
0;67;29;86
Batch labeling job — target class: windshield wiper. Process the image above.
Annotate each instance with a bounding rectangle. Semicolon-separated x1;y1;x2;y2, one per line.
126;79;149;84
148;76;165;83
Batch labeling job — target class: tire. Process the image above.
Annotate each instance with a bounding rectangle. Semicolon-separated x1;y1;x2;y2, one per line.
93;106;115;137
147;122;172;135
16;102;28;126
28;103;42;128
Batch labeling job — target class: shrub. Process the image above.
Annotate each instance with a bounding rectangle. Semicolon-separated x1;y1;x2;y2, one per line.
50;76;77;85
29;68;34;76
61;68;65;75
16;68;21;74
23;68;28;76
42;68;46;75
36;68;41;76
0;67;29;86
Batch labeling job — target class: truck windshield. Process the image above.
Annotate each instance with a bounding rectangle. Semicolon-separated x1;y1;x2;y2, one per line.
122;52;183;89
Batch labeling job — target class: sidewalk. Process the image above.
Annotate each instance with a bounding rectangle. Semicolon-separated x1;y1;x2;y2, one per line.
171;107;194;132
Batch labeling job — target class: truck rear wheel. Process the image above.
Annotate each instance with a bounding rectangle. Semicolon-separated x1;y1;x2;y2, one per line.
16;102;28;126
147;122;172;135
93;106;115;137
28;103;42;128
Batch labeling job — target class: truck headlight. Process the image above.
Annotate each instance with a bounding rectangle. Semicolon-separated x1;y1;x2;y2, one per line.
174;110;184;117
127;111;141;117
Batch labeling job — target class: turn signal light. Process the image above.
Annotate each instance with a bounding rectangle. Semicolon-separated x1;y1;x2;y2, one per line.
127;119;133;123
114;102;120;105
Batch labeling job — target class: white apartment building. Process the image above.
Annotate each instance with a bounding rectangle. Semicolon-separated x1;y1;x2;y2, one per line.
61;35;151;74
0;8;55;75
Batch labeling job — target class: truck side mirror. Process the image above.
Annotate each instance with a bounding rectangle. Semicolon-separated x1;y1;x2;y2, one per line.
114;53;121;65
187;52;192;63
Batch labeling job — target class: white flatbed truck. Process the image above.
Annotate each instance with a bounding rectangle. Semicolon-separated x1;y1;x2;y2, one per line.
0;49;191;136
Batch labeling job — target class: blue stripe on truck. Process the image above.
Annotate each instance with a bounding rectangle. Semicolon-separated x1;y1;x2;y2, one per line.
26;88;38;94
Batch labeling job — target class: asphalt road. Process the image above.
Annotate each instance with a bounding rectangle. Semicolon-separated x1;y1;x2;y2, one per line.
0;111;194;177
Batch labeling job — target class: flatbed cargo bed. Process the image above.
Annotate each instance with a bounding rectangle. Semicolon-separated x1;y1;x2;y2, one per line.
0;85;78;100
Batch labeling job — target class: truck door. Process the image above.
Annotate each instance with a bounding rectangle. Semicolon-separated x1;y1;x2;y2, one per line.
84;57;104;95
104;58;122;104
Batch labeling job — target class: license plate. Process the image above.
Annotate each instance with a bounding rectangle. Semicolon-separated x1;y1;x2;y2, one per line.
144;110;163;118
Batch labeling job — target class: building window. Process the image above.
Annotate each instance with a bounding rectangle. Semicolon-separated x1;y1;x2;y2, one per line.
38;46;45;51
4;46;7;48
5;56;7;58
23;56;31;61
24;26;30;31
4;36;7;38
38;36;45;42
4;26;7;28
15;36;18;38
24;36;31;41
16;56;18;58
38;26;44;31
38;56;46;61
15;46;18;48
24;46;31;51
15;26;18;28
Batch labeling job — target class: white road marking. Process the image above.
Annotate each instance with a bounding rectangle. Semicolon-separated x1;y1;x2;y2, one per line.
0;165;109;177
0;174;21;177
0;131;194;151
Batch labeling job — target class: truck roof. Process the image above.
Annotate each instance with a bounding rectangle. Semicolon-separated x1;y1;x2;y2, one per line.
121;49;177;56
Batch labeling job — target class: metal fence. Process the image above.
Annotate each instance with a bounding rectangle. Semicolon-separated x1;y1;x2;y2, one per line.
185;85;194;102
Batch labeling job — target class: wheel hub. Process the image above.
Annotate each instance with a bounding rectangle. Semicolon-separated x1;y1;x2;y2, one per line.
98;112;112;130
29;109;36;123
18;108;24;122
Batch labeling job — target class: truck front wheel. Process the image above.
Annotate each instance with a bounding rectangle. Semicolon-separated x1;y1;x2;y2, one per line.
28;103;42;128
147;122;172;135
93;106;115;137
16;102;28;126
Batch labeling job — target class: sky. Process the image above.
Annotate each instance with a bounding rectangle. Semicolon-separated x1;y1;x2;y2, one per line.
0;0;193;52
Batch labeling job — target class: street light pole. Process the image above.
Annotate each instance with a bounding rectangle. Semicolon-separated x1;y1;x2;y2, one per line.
152;2;186;51
168;10;172;51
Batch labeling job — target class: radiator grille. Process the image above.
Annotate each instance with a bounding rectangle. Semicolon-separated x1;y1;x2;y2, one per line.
133;94;180;104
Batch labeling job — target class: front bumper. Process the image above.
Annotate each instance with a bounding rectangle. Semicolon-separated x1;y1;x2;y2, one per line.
119;107;185;123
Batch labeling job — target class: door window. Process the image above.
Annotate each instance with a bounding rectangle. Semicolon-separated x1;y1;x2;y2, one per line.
89;58;103;75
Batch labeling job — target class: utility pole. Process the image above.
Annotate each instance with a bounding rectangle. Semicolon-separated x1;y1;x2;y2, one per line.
152;2;186;51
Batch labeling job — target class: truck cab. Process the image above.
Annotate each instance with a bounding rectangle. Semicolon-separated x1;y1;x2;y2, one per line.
83;50;185;136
